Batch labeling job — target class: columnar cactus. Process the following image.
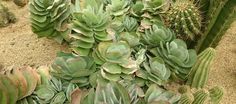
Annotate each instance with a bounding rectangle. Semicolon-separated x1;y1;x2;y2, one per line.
187;48;216;89
29;0;71;43
196;0;236;52
71;2;111;56
150;39;197;80
167;0;202;40
51;52;96;88
0;66;40;104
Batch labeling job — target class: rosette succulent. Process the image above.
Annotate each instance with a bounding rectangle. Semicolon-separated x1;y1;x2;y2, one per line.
71;2;111;56
0;66;40;104
92;41;138;81
167;0;202;40
51;52;96;88
142;56;171;85
106;0;130;17
150;39;197;80
144;84;181;104
141;24;176;47
29;0;71;43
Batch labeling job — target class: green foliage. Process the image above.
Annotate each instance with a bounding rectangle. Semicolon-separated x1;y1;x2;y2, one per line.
150;39;197;80
71;2;111;56
29;0;71;43
187;48;216;89
51;52;96;88
209;86;224;104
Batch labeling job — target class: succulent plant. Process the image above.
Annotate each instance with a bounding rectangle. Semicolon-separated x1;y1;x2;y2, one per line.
178;93;194;104
167;0;202;40
144;84;181;104
141;24;176;47
192;89;209;104
93;41;132;65
187;48;216;89
13;0;28;7
29;0;71;43
71;2;112;56
0;66;40;104
142;56;171;85
144;0;171;13
106;0;130;17
0;4;16;27
51;52;96;88
150;39;197;80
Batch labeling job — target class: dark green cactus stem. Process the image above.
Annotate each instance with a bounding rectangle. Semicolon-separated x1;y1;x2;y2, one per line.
209;86;224;104
168;0;202;40
192;90;209;104
196;0;236;53
187;48;216;89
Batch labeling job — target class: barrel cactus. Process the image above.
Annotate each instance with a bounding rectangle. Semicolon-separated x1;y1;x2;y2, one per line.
0;4;16;27
29;0;71;43
71;2;111;56
142;56;171;85
187;48;216;89
167;0;202;40
0;66;40;104
150;39;197;80
141;24;176;47
51;52;96;88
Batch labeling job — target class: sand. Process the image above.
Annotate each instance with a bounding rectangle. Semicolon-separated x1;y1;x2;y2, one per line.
0;1;235;104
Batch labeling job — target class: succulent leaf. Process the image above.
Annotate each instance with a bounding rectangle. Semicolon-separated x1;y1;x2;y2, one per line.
29;0;71;43
150;39;197;80
51;52;96;88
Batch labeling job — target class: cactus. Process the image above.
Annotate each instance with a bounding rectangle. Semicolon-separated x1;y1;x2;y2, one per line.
196;0;236;52
187;48;216;89
209;86;224;104
167;0;202;40
178;93;194;104
29;0;71;43
0;3;16;27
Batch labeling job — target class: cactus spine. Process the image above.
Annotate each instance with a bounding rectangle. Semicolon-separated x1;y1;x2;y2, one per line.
187;48;216;89
167;0;202;40
196;0;236;52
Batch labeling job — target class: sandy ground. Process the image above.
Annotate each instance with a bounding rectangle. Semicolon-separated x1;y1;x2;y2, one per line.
0;1;69;68
0;1;235;104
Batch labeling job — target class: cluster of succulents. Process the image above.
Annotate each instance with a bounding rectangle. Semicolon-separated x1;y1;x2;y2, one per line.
0;3;16;27
1;0;233;103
